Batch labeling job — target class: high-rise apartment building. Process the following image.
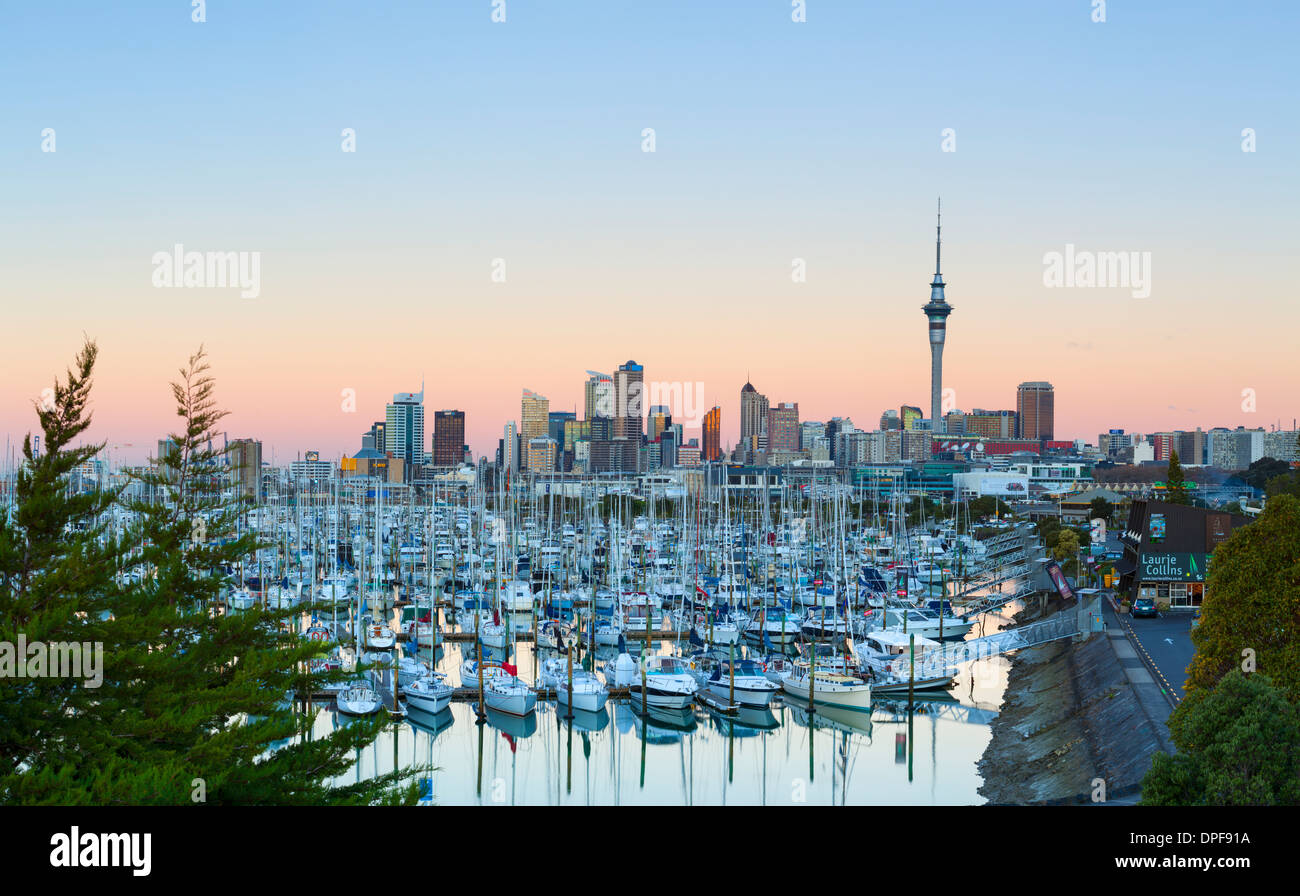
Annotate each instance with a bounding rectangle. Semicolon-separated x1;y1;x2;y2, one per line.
502;421;519;474
1263;429;1300;462
521;390;549;440
225;438;262;500
1016;382;1055;440
1176;429;1207;466
526;437;557;474
766;403;800;453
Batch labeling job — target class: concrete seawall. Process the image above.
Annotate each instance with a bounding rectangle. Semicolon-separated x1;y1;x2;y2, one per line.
977;597;1172;804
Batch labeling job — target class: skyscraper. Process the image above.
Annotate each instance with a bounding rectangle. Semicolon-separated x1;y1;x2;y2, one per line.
739;381;768;448
1016;382;1055;440
702;406;721;461
521;390;549;440
502;420;519;473
225;438;262;500
584;371;613;420
433;410;466;466
647;405;672;442
921;200;952;435
613;360;644;441
385;388;425;476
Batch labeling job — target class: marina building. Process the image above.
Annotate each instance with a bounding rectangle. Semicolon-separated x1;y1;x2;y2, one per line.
1116;500;1252;609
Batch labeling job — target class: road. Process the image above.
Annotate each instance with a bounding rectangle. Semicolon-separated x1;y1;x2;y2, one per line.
1122;612;1196;703
1102;595;1196;705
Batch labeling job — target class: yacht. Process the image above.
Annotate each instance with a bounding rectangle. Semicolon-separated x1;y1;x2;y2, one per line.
855;630;956;693
404;672;454;714
690;656;778;708
540;657;609;713
336;683;383;716
618;655;698;710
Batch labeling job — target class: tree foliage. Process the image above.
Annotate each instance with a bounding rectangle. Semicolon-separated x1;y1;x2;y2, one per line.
1165;451;1191;505
1186;494;1300;705
0;342;122;777
1142;670;1300;805
1089;496;1114;522
2;342;418;805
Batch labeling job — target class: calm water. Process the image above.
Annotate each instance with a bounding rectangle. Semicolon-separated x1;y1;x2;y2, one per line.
309;606;1016;805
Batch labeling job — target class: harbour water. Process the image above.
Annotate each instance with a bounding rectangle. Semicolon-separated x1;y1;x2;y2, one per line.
311;607;1016;805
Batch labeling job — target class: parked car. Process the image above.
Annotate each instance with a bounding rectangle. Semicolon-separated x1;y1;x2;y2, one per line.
1132;597;1158;618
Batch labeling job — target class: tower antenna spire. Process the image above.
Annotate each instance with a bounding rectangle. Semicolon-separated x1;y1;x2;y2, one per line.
935;197;942;277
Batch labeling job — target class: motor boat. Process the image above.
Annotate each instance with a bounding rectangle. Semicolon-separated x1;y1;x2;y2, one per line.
855;630;956;693
779;662;872;712
878;607;974;641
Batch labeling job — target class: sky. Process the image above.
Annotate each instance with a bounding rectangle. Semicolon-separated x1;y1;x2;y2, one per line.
2;0;1298;466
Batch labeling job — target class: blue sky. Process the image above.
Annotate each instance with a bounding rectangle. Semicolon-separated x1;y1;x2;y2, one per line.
2;1;1297;460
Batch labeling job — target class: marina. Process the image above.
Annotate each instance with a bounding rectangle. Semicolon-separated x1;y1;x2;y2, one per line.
192;473;1065;804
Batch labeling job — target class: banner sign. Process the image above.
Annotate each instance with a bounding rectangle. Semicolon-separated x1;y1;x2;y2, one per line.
1139;552;1207;582
1043;559;1076;601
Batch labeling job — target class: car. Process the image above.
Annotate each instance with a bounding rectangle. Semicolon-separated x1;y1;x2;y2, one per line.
1132;597;1158;618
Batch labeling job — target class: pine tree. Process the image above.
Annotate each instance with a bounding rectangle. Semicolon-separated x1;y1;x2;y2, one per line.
0;341;126;798
1165;450;1191;505
4;345;418;804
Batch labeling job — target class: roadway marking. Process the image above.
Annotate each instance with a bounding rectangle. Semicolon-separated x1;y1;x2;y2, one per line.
1120;617;1181;707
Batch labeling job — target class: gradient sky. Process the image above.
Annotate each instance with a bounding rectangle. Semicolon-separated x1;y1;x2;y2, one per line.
2;1;1297;466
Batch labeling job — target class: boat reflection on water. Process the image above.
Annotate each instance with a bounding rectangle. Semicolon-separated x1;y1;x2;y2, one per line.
616;701;697;742
475;703;538;740
706;704;780;737
405;705;455;739
557;705;610;734
787;702;874;739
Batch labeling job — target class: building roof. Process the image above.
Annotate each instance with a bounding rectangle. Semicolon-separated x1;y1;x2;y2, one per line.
1060;487;1126;507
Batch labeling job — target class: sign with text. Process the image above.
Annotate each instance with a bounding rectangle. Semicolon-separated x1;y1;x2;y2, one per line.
1139;552;1208;582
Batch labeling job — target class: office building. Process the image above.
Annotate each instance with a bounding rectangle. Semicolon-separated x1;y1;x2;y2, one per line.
1016;382;1055;440
433;410;466;467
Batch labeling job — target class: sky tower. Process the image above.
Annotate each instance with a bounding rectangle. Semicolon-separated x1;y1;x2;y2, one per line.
922;199;952;434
